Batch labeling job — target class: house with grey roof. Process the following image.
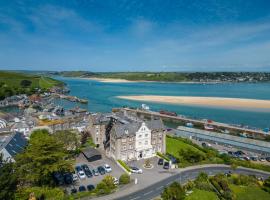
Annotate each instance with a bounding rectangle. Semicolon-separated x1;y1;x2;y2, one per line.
88;112;166;161
0;132;28;162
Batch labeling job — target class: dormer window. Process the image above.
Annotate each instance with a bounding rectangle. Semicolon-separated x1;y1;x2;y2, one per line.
125;129;128;134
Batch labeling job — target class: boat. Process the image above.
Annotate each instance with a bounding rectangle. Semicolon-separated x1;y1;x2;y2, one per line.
204;124;214;130
159;110;177;116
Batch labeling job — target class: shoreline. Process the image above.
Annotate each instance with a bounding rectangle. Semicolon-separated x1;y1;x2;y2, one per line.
117;95;270;111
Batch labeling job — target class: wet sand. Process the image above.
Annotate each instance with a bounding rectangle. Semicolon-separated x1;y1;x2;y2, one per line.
117;95;270;110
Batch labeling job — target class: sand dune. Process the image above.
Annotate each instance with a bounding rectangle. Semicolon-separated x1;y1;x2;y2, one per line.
117;95;270;110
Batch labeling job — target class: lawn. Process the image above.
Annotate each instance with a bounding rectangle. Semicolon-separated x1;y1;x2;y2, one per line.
230;184;270;200
166;136;203;158
186;189;219;200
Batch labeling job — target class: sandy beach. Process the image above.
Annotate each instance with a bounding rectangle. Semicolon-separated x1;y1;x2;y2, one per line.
117;95;270;110
82;77;136;83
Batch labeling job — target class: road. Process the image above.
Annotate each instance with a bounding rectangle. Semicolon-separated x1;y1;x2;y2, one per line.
116;166;270;200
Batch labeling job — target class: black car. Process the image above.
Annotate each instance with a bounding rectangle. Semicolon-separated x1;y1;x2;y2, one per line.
63;173;73;185
81;164;93;178
71;188;77;194
158;158;164;165
79;186;86;192
266;157;270;162
53;172;65;185
97;166;106;175
163;162;170;169
87;184;95;191
75;166;83;173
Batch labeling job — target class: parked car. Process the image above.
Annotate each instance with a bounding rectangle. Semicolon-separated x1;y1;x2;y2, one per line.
87;184;95;191
250;156;258;161
81;164;93;178
259;157;266;162
266;157;270;162
79;186;86;192
163;162;170;169
158;158;164;165
71;188;77;194
129;166;143;174
104;164;112;173
92;168;99;176
113;177;119;185
72;173;78;182
75;166;83;173
63;173;73;185
98;166;106;175
53;172;65;185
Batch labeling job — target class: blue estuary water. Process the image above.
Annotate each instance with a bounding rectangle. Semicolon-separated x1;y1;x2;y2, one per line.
55;77;270;129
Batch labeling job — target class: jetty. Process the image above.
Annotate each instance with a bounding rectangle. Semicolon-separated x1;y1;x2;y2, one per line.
52;94;88;104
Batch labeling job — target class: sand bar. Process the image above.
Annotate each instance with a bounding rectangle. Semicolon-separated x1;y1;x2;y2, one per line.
117;95;270;110
82;77;136;83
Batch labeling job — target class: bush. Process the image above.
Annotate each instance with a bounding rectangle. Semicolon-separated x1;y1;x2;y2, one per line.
119;174;130;185
117;160;131;172
96;175;116;195
179;148;206;163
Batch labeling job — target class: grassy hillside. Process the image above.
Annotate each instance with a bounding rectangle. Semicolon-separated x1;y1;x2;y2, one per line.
0;71;64;99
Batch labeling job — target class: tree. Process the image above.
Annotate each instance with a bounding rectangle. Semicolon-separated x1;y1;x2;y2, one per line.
119;173;130;185
53;130;80;151
81;131;89;145
161;182;186;200
20;80;32;87
16;129;73;186
15;186;65;200
0;154;18;200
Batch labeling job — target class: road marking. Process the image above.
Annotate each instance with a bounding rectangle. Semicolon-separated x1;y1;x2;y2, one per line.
156;186;164;190
143;190;153;196
130;196;140;200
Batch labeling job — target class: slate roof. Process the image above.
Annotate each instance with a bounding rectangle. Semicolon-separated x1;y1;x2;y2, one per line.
0;132;27;157
113;119;164;138
82;147;101;158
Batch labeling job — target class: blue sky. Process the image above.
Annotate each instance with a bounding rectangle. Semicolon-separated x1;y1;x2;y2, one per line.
0;0;270;72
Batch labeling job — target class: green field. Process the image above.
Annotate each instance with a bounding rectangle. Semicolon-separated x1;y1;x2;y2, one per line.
0;71;63;89
186;189;219;200
230;184;270;200
166;136;202;157
0;71;64;99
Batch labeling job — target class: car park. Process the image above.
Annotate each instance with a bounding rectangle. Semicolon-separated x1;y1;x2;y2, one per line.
79;186;86;192
87;184;95;191
98;166;106;175
158;158;164;165
82;164;93;178
163;162;170;169
129;166;143;174
104;164;112;173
